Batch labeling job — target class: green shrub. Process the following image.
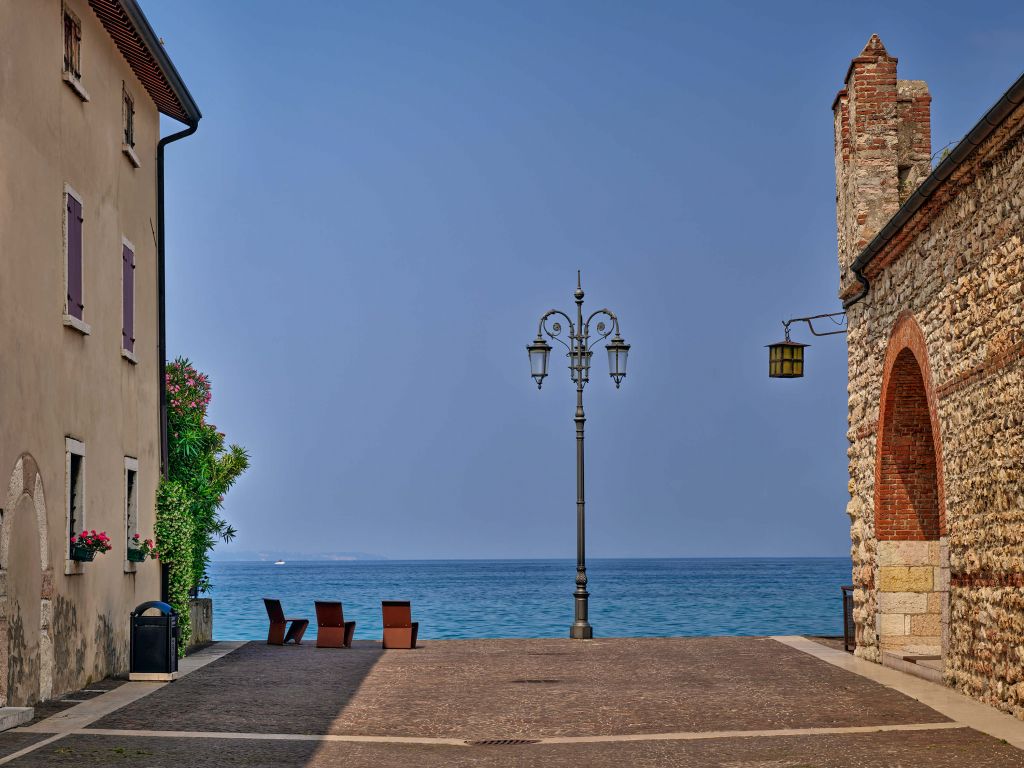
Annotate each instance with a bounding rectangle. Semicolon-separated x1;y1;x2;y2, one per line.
156;358;249;654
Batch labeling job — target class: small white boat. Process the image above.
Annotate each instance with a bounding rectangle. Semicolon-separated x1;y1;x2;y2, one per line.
273;559;285;565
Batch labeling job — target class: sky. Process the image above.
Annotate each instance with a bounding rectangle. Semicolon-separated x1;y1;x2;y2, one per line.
141;1;1024;560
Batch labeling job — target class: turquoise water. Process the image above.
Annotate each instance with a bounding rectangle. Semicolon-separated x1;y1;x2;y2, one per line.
207;558;851;641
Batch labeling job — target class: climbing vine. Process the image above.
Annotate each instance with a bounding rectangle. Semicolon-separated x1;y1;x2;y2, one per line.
156;358;249;654
155;481;195;651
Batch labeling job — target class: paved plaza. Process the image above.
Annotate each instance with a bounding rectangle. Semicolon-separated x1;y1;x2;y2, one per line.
0;636;1022;766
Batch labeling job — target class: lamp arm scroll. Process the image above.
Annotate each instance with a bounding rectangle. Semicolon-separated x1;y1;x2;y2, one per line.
539;309;576;352
583;308;619;350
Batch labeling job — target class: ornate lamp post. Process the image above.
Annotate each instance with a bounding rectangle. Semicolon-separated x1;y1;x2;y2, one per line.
527;273;629;639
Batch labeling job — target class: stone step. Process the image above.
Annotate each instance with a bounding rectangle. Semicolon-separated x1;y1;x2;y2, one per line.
0;707;33;732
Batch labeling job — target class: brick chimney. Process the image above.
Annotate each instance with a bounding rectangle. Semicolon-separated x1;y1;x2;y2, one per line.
833;35;931;296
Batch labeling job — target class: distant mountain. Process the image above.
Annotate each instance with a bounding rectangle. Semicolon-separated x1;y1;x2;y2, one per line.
212;550;387;562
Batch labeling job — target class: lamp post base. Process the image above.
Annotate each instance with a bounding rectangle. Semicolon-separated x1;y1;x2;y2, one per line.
569;622;593;639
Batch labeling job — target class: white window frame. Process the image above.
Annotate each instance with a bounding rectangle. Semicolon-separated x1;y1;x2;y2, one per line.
65;437;86;575
63;184;90;335
123;456;139;573
120;236;137;363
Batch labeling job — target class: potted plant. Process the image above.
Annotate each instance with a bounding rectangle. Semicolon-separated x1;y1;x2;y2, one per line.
127;534;158;563
70;530;111;562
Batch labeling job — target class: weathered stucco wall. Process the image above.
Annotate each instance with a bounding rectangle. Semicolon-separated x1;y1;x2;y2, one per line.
0;0;164;704
837;37;1024;718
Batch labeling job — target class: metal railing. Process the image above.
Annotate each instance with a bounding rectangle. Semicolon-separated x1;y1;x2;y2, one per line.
841;585;855;653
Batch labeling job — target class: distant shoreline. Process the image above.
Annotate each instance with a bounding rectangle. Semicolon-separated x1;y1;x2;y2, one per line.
212;554;851;563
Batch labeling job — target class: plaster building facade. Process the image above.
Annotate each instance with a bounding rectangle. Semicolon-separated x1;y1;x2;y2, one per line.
835;35;1024;716
0;0;198;705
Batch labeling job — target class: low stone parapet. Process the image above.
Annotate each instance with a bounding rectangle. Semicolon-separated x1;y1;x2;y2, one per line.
188;598;213;652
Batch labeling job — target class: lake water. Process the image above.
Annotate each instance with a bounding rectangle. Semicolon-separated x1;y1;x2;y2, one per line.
207;558;851;641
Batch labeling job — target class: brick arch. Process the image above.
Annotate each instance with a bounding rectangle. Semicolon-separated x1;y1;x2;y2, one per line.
875;313;946;540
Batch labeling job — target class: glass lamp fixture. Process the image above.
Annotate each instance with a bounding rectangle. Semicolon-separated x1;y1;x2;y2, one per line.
605;334;630;388
571;348;593;384
527;335;552;388
767;338;808;378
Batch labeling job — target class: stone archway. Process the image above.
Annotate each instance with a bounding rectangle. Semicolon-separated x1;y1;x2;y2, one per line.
875;314;948;663
2;454;53;705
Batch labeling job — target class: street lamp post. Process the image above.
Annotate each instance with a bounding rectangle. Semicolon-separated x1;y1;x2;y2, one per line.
527;272;629;639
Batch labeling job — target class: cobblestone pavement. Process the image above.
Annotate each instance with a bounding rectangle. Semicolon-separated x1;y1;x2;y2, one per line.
90;637;947;737
0;637;1020;766
5;727;1024;767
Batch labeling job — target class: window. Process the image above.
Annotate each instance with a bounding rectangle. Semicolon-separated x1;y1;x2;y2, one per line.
122;238;135;357
63;7;81;79
62;5;88;101
64;186;89;333
121;85;139;167
66;438;85;560
122;85;135;147
124;457;139;556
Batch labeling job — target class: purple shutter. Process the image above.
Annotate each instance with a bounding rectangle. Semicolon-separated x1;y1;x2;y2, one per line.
66;194;83;319
122;243;135;352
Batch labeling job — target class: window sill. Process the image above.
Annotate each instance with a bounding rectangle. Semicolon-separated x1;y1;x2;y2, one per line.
63;314;91;335
65;559;86;576
122;143;140;168
121;348;138;364
62;72;90;102
123;560;137;574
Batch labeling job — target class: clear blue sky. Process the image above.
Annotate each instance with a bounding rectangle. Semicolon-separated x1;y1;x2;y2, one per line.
143;1;1024;559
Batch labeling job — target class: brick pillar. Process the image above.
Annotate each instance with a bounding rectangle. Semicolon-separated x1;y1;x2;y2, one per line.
832;35;930;298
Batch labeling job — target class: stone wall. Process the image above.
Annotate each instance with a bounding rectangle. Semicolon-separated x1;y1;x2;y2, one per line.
188;599;213;652
837;37;1024;717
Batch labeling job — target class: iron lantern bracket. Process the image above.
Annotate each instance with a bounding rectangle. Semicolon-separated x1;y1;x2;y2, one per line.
781;311;848;340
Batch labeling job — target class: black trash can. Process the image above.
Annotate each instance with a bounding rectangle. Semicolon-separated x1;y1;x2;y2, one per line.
130;601;179;676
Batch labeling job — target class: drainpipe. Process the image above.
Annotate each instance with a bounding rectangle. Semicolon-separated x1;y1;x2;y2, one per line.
842;268;870;310
157;121;198;602
157;121;198;480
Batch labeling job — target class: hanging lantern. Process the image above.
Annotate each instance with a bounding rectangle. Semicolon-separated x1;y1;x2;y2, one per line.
570;348;593;384
767;336;809;378
605;335;630;388
527;335;552;388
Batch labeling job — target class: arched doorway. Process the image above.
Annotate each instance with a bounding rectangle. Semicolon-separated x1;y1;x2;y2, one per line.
2;455;53;706
875;315;947;664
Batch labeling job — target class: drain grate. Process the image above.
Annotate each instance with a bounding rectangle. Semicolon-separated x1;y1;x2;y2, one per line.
526;652;571;656
466;739;540;746
511;679;560;684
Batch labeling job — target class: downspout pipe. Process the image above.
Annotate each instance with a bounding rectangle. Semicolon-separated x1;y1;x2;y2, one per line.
157;120;198;604
157;121;199;482
842;268;869;310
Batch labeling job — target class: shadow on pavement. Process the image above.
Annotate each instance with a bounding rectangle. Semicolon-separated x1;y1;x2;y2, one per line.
87;641;386;736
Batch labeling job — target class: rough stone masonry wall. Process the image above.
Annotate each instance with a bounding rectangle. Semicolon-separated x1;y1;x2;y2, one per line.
845;109;1024;716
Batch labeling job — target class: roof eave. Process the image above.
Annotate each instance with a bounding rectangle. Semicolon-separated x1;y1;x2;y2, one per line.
850;69;1024;276
117;0;201;125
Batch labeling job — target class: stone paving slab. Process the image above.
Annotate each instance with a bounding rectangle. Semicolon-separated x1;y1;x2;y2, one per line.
6;727;1024;767
91;637;948;739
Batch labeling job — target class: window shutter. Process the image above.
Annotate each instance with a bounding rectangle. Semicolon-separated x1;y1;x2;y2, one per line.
66;194;84;319
122;243;135;352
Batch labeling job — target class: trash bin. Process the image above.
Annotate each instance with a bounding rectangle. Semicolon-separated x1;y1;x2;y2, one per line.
130;601;179;678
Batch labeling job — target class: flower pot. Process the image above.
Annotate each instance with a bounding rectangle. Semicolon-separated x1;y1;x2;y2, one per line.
71;544;95;562
127;548;146;563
